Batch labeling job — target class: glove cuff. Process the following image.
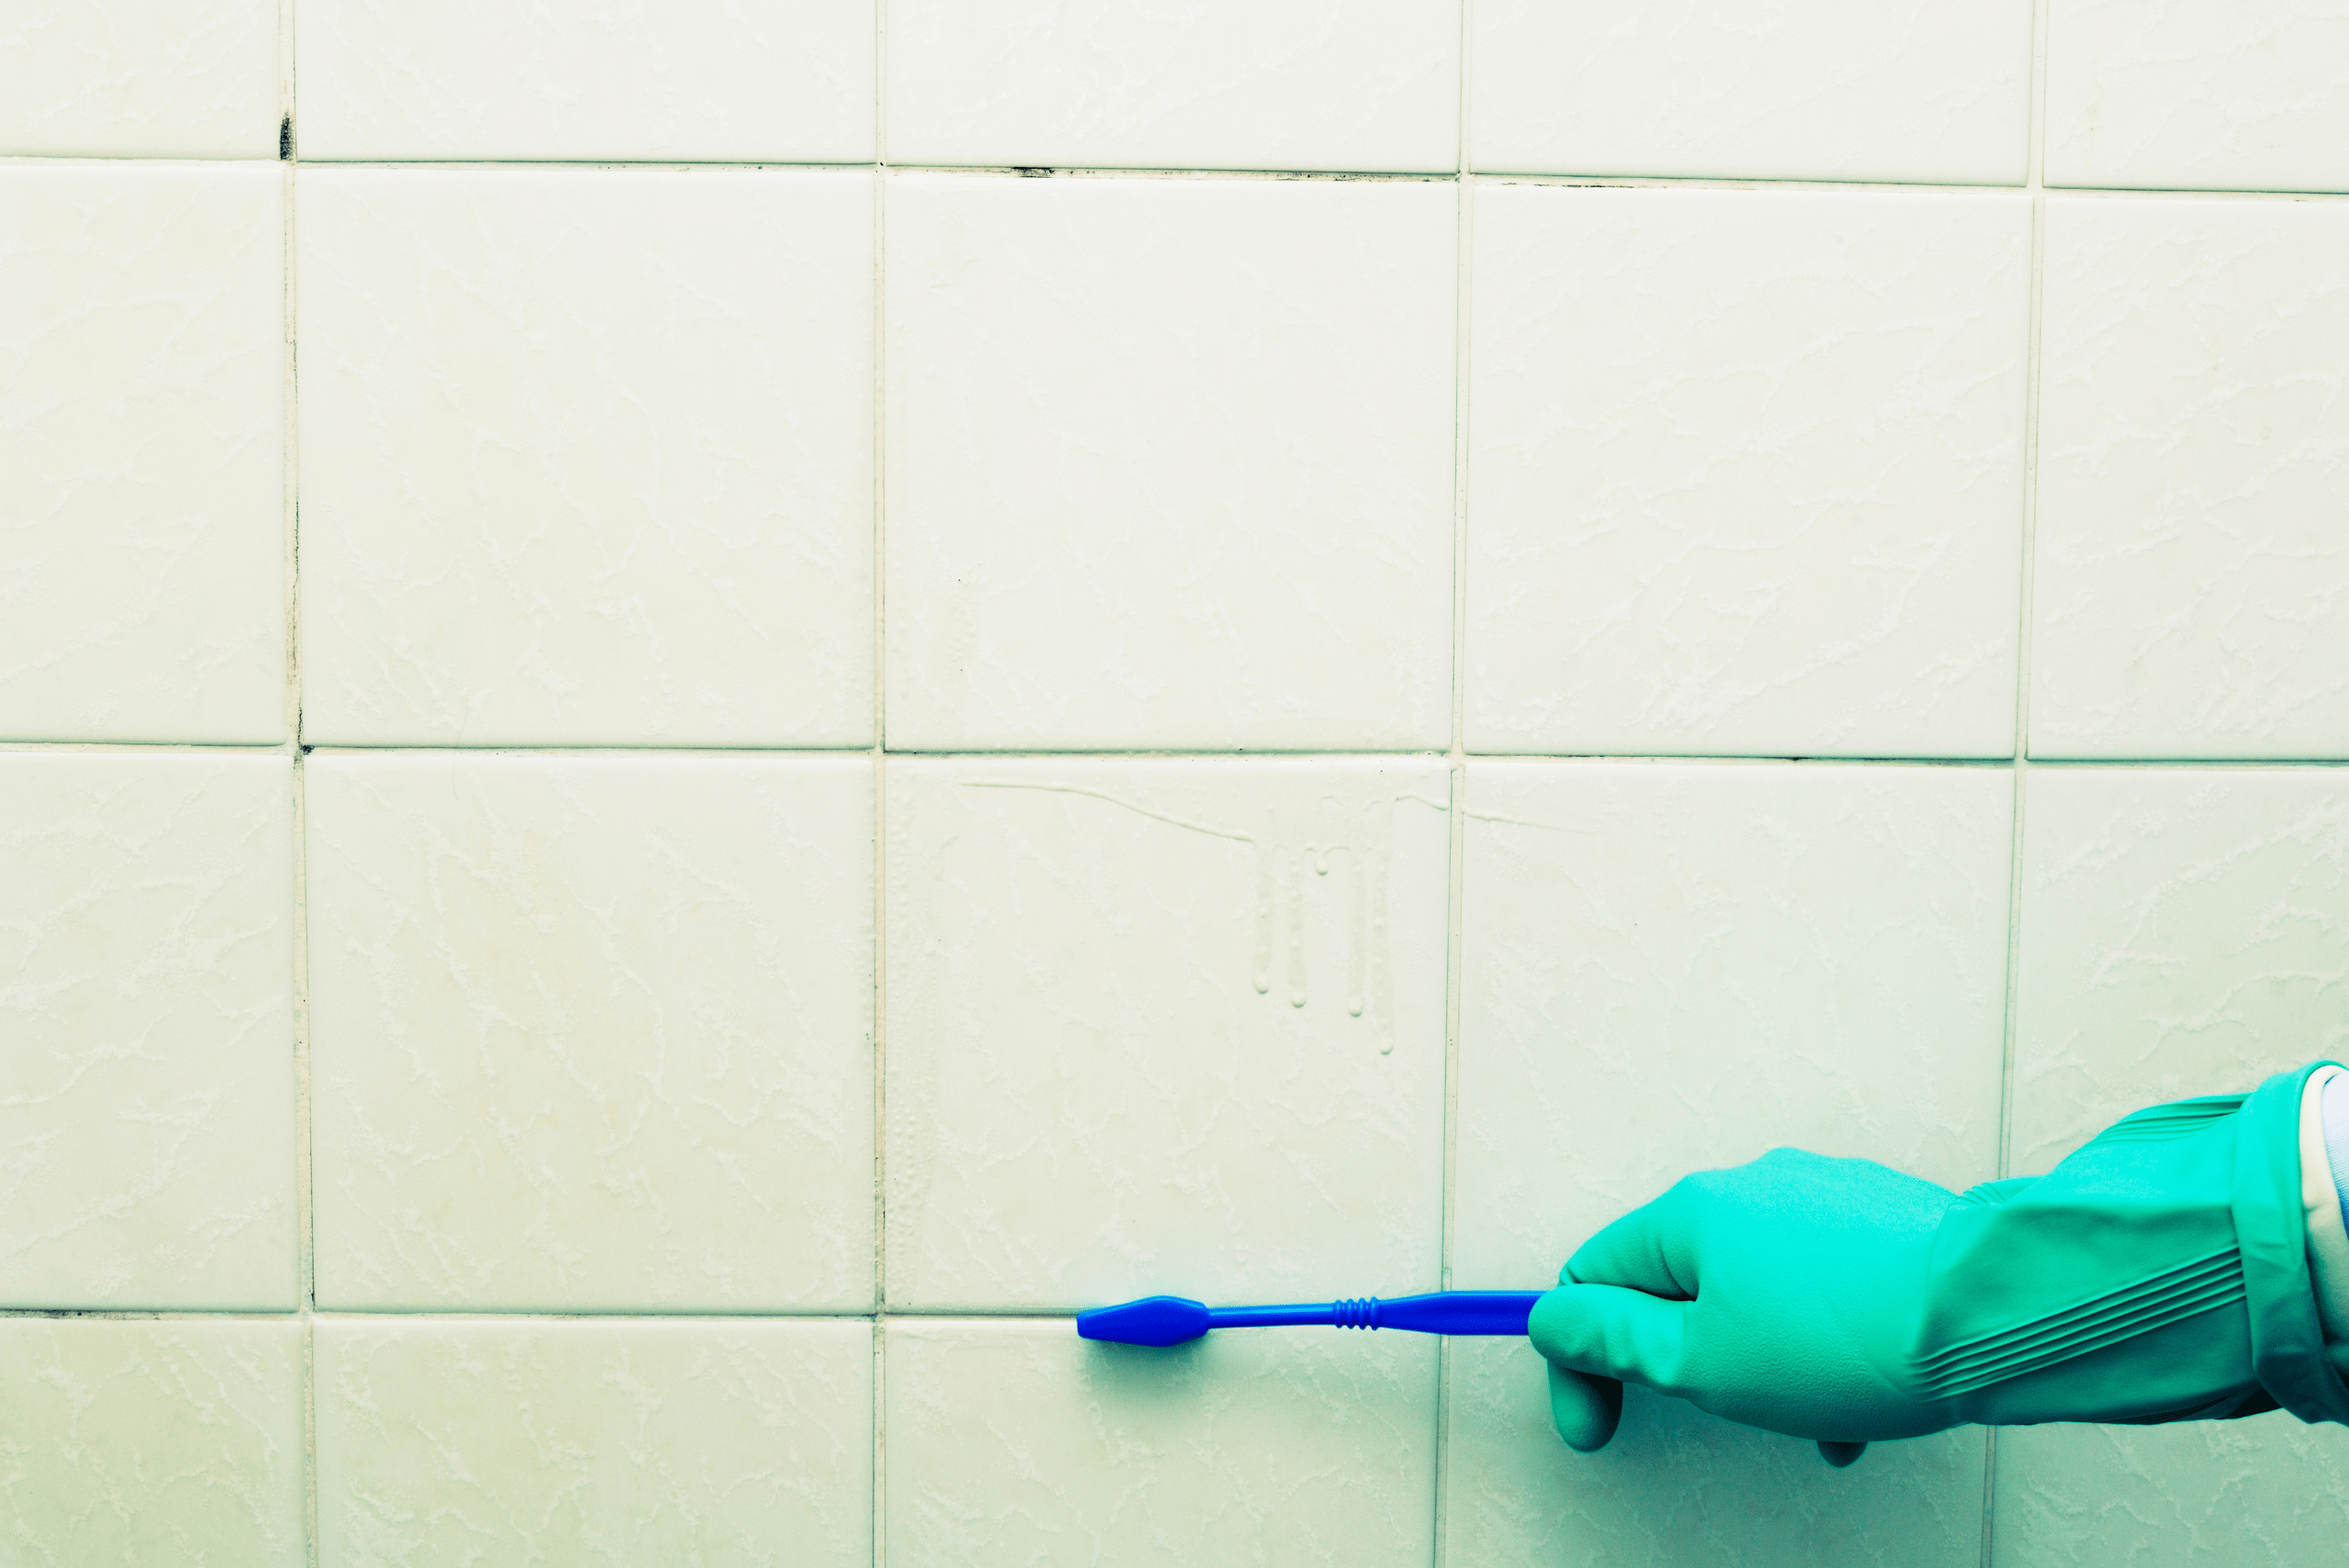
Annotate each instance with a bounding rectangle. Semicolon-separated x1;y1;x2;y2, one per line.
2235;1062;2349;1425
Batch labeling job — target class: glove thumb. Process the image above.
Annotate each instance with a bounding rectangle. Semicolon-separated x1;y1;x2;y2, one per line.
1545;1362;1624;1452
1528;1281;1691;1452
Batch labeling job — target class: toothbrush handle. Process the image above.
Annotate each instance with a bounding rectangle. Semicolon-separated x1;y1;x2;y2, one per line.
1376;1291;1545;1337
1206;1291;1543;1337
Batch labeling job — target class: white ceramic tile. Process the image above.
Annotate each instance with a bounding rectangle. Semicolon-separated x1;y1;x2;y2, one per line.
1;163;284;744
2047;0;2349;193
0;0;278;157
306;753;874;1311
2032;198;2349;759
885;757;1449;1309
1995;1418;2349;1566
0;752;295;1309
1452;761;2010;1293
297;0;874;161
0;1318;304;1566
1471;0;2032;183
884;1318;1436;1567
885;0;1457;172
298;168;874;748
885;175;1454;751
2011;767;2349;1174
1446;1338;1987;1568
1466;184;2031;759
317;1318;872;1567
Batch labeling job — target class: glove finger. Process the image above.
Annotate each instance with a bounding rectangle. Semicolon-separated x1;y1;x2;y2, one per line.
1546;1363;1624;1452
1562;1186;1698;1298
1527;1282;1692;1393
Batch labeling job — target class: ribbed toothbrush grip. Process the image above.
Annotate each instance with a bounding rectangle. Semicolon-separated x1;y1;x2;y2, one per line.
1332;1296;1383;1329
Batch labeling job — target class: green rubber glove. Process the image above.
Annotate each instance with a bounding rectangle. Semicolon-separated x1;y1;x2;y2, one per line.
1531;1062;2349;1465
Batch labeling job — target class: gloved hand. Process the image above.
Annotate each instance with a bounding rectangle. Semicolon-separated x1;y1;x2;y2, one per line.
1531;1063;2349;1465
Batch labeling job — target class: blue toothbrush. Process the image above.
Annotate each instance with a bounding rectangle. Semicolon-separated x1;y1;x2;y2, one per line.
1076;1290;1545;1346
1082;1288;1876;1469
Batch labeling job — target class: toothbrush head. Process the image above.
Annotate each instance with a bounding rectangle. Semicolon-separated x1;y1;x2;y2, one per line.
1075;1295;1212;1346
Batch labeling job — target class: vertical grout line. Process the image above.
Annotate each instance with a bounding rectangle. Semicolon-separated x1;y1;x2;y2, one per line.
1431;6;1474;1566
1987;1;2054;1562
277;0;318;1558
274;0;319;1552
1999;0;2052;1288
870;10;889;1567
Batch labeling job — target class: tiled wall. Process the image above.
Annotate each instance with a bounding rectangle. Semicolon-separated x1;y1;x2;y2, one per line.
6;3;2349;1563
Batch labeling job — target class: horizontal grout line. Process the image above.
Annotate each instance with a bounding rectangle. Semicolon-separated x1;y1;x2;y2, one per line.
0;1307;1103;1323
0;740;293;752
0;150;288;163
2021;756;2349;769
885;163;1453;182
2038;182;2349;204
7;152;2349;201
15;742;2349;768
1475;170;2027;194
297;743;880;760
1465;753;2349;768
1478;172;2349;203
0;1309;318;1322
293;158;880;172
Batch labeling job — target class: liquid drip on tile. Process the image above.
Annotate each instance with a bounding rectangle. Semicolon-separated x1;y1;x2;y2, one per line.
962;778;1422;1053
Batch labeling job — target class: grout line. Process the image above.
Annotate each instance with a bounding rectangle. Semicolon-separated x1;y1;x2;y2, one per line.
277;0;318;1557
1999;0;2054;1238
0;1306;975;1320
290;743;881;759
1981;1427;2001;1568
1996;203;2048;1192
1431;8;1475;1564
1985;1;2054;1561
871;11;890;1564
1439;117;1474;1313
0;740;297;752
15;737;2349;768
6;148;2349;204
24;738;2349;767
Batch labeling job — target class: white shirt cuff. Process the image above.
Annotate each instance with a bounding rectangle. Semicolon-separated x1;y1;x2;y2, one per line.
2299;1066;2349;1341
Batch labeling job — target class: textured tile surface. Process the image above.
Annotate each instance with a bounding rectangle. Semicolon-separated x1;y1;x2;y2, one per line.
297;0;875;161
1995;1417;2349;1567
885;0;1457;172
0;0;278;157
2011;767;2349;1174
1446;1338;1987;1568
1452;761;2011;1292
299;167;874;747
317;1318;873;1567
1472;0;2032;183
0;1318;304;1567
1466;185;2030;759
2032;198;2349;759
0;752;295;1309
885;757;1449;1308
885;175;1454;751
1;163;284;743
885;1318;1436;1567
2047;0;2349;193
307;753;874;1311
